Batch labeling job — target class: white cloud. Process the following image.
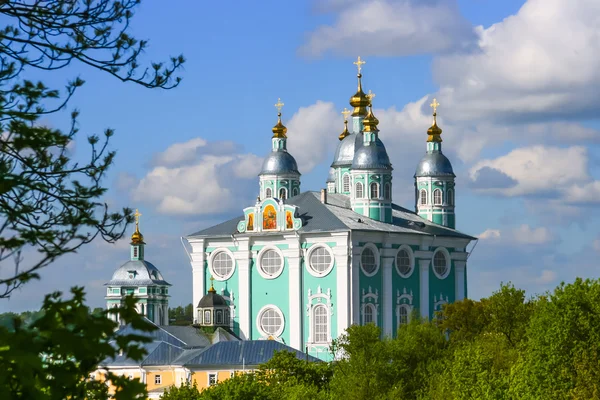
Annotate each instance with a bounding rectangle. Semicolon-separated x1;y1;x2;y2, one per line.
479;229;501;240
152;137;207;167
299;0;476;57
512;224;556;245
434;0;600;122
469;146;590;196
534;269;557;285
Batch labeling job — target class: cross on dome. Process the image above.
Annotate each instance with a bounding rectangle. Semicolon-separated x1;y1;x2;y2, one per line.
430;98;440;114
274;98;284;114
367;90;376;103
353;56;366;74
341;107;351;121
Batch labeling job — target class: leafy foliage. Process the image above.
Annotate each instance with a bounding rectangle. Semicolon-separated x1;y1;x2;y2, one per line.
0;287;156;399
0;0;184;297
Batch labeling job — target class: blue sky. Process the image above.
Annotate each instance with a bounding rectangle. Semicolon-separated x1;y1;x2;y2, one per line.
2;0;600;312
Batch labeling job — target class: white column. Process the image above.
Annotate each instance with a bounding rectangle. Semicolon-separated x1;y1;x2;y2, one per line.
351;245;361;325
335;237;351;338
236;239;251;340
287;246;302;350
164;304;169;326
190;240;206;324
454;261;466;301
419;259;430;319
381;247;394;337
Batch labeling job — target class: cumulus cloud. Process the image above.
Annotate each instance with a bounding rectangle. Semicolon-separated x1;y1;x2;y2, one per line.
479;229;501;240
478;224;556;246
299;0;476;57
434;0;600;122
469;166;518;190
469;146;590;197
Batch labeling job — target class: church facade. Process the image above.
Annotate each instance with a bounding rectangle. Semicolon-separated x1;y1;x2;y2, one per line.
185;58;475;360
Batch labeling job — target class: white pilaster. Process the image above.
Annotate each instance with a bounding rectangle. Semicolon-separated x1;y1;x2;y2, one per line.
454;261;466;301
351;246;361;325
419;259;430;319
236;239;251;340
287;246;302;350
335;239;351;336
381;247;394;337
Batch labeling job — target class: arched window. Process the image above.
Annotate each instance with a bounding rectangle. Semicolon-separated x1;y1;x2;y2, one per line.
447;189;454;206
342;174;350;193
279;187;287;200
370;182;379;199
216;310;223;324
355;182;363;198
313;304;328;343
384;183;391;200
225;309;230;325
398;305;410;326
433;189;442;205
265;188;272;198
292;187;299;197
204;310;211;325
363;304;376;325
420;189;427;205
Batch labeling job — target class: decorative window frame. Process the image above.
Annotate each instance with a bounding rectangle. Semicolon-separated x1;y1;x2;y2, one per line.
209;248;236;281
292;187;299;197
384;182;391;200
395;245;415;278
154;374;162;385
360;243;380;277
420;189;427;205
432;247;451;280
355;182;364;198
306;286;333;345
256;246;285;280
207;372;217;386
370;182;379;199
361;286;379;326
342;173;351;193
396;287;414;328
447;189;454;206
434;292;449;319
433;188;443;205
305;244;335;278
220;289;236;330
279;187;287;200
256;304;285;339
265;187;272;198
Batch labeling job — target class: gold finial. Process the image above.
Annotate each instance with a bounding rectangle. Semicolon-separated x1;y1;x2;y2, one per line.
353;56;366;74
274;98;284;113
131;208;145;244
272;98;287;138
430;98;440;114
339;119;350;141
208;276;216;293
427;98;443;142
367;90;376;104
341;107;351;121
363;104;380;132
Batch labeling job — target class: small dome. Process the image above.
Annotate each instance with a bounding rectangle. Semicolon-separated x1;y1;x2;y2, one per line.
351;140;392;170
331;133;362;167
107;260;170;286
415;152;455;177
339;120;350;141
272;113;287;138
260;150;300;175
198;291;228;308
326;167;335;183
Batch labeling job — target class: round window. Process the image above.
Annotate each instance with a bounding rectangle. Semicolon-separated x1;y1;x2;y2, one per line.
361;247;377;275
309;246;333;275
211;251;234;279
260;249;283;277
433;250;449;278
396;248;412;277
259;306;284;336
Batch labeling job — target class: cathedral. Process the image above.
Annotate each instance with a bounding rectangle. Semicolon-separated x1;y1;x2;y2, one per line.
184;58;476;360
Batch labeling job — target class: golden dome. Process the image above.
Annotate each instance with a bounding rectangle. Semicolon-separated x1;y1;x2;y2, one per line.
349;73;370;117
339;120;350;141
427;99;443;142
363;105;379;132
131;209;145;244
272;112;288;138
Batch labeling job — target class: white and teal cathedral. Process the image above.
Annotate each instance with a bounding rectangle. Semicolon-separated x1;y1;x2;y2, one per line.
183;58;476;360
106;58;475;360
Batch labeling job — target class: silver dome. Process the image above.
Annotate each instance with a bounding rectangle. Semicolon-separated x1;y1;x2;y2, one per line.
326;167;335;183
414;152;455;177
351;140;392;170
106;260;171;286
331;133;362;167
260;150;300;175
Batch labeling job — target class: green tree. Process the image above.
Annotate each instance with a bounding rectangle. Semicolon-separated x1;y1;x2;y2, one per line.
0;0;184;298
0;287;156;399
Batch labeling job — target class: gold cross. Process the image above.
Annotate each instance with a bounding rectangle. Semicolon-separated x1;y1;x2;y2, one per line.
134;209;142;226
274;98;284;113
341;107;351;121
353;56;366;74
430;98;440;114
210;275;215;284
367;90;376;102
